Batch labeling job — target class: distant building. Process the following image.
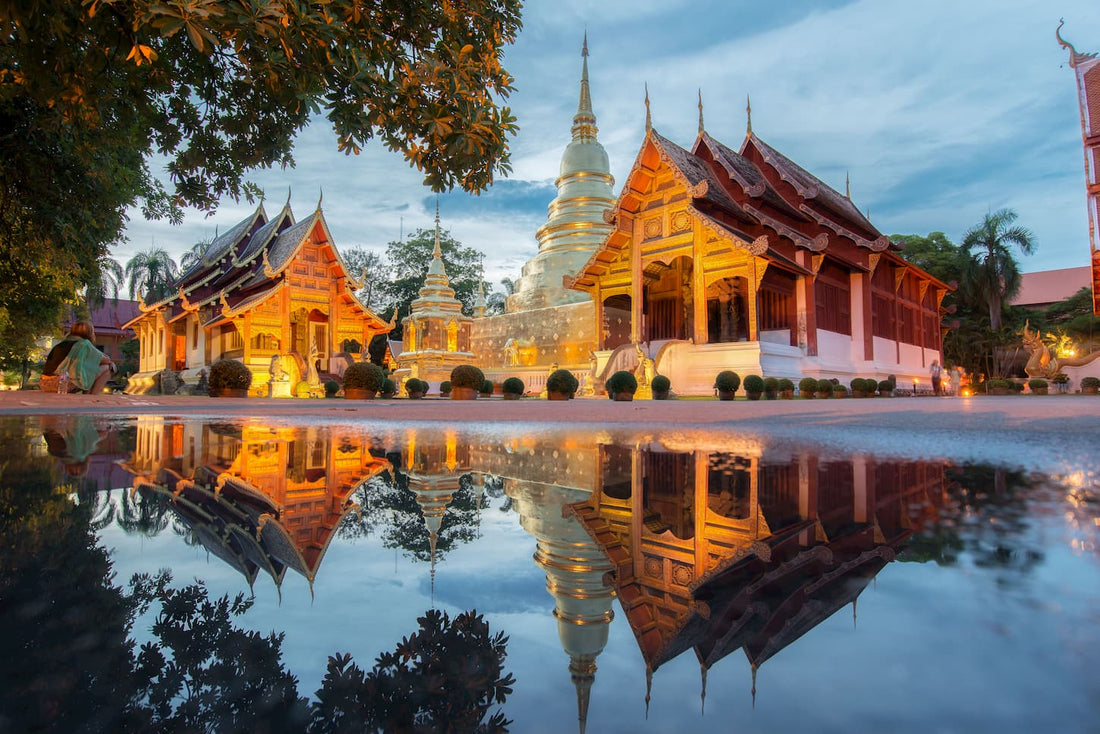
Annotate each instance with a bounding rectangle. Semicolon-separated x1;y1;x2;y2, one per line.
64;298;141;363
1010;266;1091;309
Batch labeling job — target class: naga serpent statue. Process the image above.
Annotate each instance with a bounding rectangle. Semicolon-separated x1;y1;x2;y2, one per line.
1020;320;1100;378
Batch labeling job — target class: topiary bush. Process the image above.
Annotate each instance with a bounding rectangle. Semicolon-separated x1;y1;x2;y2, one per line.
1009;380;1025;393
651;375;671;393
816;378;834;396
208;358;253;394
324;379;340;398
878;379;894;395
763;377;779;393
799;377;818;397
502;377;525;396
405;378;428;397
380;378;397;397
850;377;866;394
714;370;740;393
606;370;638;399
344;362;386;392
778;378;794;393
743;375;764;394
450;364;485;389
833;384;848;397
479;378;494;396
546;368;579;397
1027;378;1048;391
1081;376;1100;390
440;380;452;395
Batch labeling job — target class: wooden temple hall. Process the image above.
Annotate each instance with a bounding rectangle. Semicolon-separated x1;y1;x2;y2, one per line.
570;108;951;393
124;197;393;395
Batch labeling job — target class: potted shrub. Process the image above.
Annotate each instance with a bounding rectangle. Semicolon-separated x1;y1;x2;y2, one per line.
502;377;525;400
763;377;779;400
380;378;397;398
405;378;428;399
606;370;638;401
988;378;1010;395
479;378;495;398
324;379;340;398
1009;380;1025;394
343;362;385;399
208;358;252;398
877;379;894;397
450;365;484;400
1081;376;1100;395
833;384;849;398
743;374;765;400
798;377;818;399
1053;372;1070;393
546;368;579;400
294;380;311;398
714;370;740;400
850;377;867;398
652;374;672;400
440;380;452;397
816;378;834;399
1027;378;1048;395
778;378;795;399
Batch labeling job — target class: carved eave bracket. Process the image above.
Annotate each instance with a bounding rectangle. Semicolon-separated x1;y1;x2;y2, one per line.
894;265;909;292
219;290;232;317
137;292;149;312
179;288;198;313
867;253;882;275
870;236;891;252
262;249;278;279
918;280;930;302
748;234;770;257
808;233;829;252
602;207;618;225
810;253;826;276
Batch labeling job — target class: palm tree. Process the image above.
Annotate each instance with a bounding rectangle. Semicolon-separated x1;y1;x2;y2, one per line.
179;240;210;271
84;254;124;309
125;247;180;303
960;208;1035;330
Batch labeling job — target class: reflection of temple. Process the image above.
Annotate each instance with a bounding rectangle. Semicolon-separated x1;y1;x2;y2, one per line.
122;420;390;590
568;444;946;706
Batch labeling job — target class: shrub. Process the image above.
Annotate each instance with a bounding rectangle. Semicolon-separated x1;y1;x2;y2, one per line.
324;379;340;397
606;370;638;397
380;378;397;396
1027;378;1048;390
833;384;848;397
798;377;818;396
344;362;386;391
294;380;311;397
877;379;893;394
479;379;494;395
651;374;671;393
440;380;452;395
502;377;525;396
714;370;740;392
816;378;834;395
850;377;866;393
743;375;765;393
208;359;252;393
1009;380;1025;393
1053;373;1069;385
778;378;794;392
405;378;428;396
450;364;485;389
763;377;779;392
1081;376;1100;389
546;368;579;396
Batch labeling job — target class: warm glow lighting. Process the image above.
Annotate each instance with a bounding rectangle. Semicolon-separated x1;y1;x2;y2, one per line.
961;388;971;397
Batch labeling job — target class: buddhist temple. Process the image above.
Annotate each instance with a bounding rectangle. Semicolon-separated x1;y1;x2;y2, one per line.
123;197;393;395
568;109;952;394
393;203;477;388
1057;21;1100;316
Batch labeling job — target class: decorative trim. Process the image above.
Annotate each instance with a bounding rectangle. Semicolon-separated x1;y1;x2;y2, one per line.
867;253;882;275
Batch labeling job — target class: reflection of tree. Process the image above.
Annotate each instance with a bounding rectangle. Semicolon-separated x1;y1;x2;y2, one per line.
116;487;175;538
337;470;488;563
903;464;1043;574
312;609;514;733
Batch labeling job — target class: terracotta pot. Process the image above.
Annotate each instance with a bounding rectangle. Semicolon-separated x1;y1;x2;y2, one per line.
816;391;833;399
502;392;522;400
1032;387;1048;395
990;388;1007;396
380;391;396;399
407;390;426;400
653;390;670;400
852;392;866;399
878;390;893;398
746;391;762;401
801;393;815;399
764;391;777;400
717;389;736;401
344;387;376;400
451;387;478;400
210;387;248;398
612;391;635;401
1084;386;1099;395
547;390;572;401
780;390;794;400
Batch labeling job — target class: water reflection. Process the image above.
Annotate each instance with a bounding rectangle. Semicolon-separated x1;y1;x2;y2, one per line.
15;417;1099;731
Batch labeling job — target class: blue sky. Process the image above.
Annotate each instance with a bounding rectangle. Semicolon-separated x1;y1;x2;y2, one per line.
117;1;1100;293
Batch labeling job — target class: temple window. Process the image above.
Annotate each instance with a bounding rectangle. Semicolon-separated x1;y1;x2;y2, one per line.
707;454;751;519
815;261;851;335
192;321;199;349
706;276;748;343
759;270;795;332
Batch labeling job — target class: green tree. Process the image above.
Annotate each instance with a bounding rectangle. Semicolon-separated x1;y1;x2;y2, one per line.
960;209;1036;331
342;247;386;310
125;247;180;303
84;255;125;310
378;227;487;339
891;232;964;287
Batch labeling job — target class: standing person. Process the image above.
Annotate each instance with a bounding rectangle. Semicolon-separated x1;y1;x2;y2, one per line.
929;360;943;396
42;320;116;394
949;365;961;396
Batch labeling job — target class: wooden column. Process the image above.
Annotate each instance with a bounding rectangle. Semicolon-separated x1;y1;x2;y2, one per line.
242;314;252;364
747;261;759;342
630;221;643;343
862;271;874;360
800;253;818;356
694;451;708;574
593;281;604;350
631;448;645;578
692;223;707;344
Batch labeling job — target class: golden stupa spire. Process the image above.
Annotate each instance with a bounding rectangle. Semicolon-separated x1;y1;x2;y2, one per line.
746;95;753;136
429;528;438;606
644;83;652;132
571;32;598;140
700;661;707;714
698;89;705;135
432;196;442;260
644;664;652;718
845;170;851;199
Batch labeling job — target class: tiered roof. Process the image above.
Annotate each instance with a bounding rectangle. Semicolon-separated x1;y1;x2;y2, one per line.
125;200;390;331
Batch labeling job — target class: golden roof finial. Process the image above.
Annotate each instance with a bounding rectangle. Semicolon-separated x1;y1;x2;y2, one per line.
697;88;704;135
845;170;851;199
1056;18;1097;67
315;187;323;213
746;94;753;136
644;83;651;133
284;186;292;208
572;32;597;140
433;195;442;260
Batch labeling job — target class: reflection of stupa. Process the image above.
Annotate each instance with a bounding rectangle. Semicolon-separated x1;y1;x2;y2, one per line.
401;430;470;591
568;445;947;709
508;480;615;734
121;420;390;591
